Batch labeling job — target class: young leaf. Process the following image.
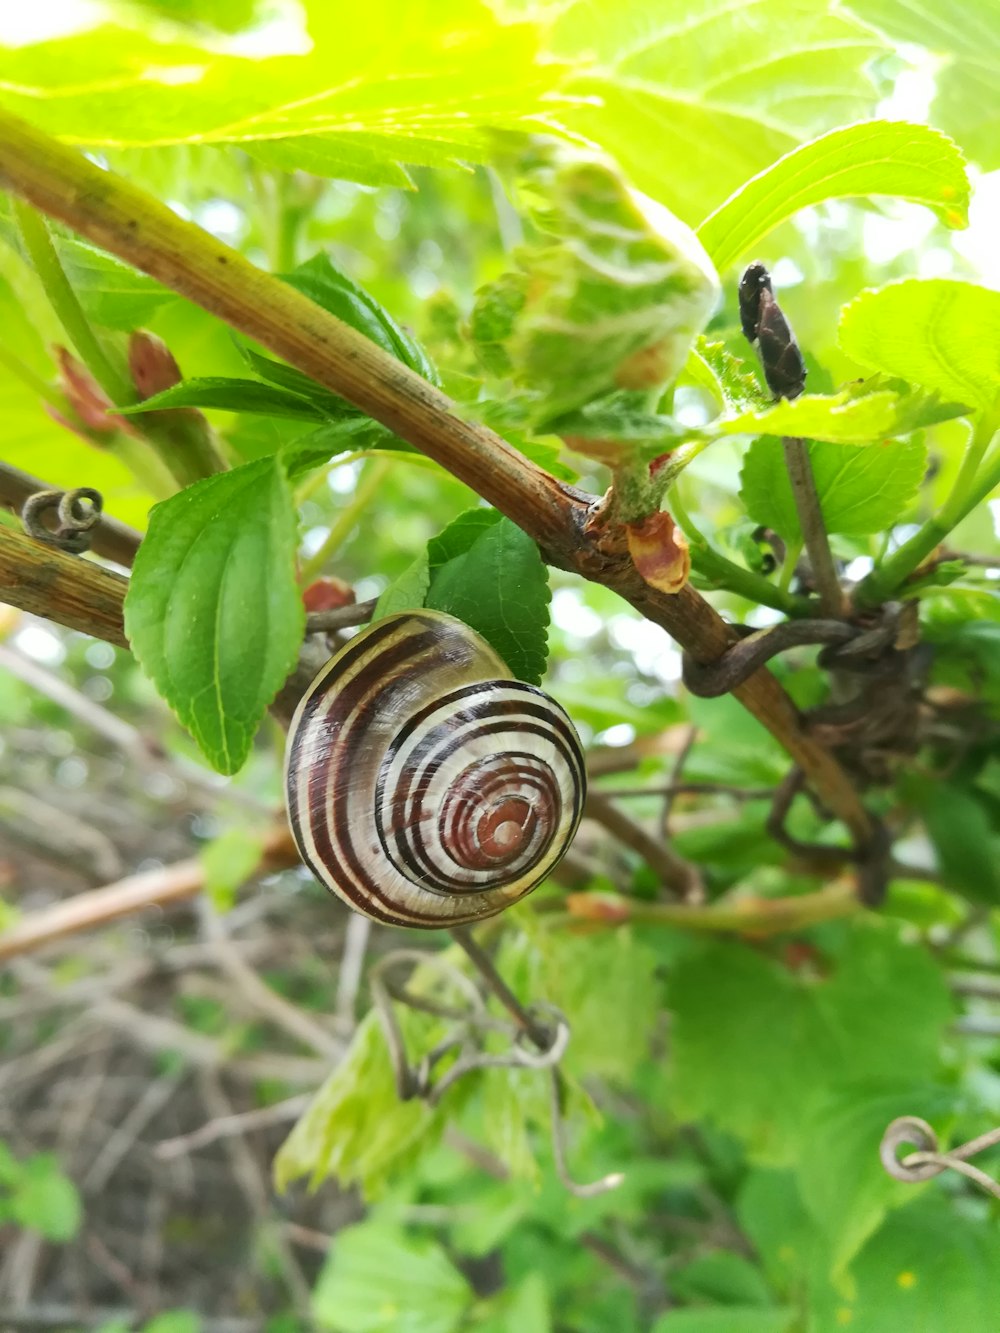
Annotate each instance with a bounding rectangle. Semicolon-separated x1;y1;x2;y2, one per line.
425;510;551;684
311;1219;473;1333
686;338;768;413
470;146;720;420
704;381;967;449
283;254;439;383
699;121;969;272
119;377;329;421
739;435;928;539
919;783;1000;903
839;279;1000;410
124;457;302;774
274;1011;443;1196
374;552;431;620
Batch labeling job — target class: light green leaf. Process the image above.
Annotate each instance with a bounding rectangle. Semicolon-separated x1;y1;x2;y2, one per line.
699;121;969;273
652;1311;794;1333
0;5;563;185
550;0;885;224
199;826;268;912
142;1315;202;1333
711;381;966;448
839;279;1000;410
425;510;550;684
686;338;767;413
121;377;328;421
0;194;176;329
274;1011;443;1196
124;457;302;774
669;1250;774;1308
668;929;952;1165
311;1219;472;1333
470;146;720;420
811;1198;1000;1333
797;1083;956;1281
844;0;1000;170
739;434;928;539
9;1154;82;1242
374;552;432;620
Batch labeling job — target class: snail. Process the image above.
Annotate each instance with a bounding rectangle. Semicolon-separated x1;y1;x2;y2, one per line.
284;610;586;928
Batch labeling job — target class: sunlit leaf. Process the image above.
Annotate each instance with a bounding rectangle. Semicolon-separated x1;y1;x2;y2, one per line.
699;121;969;273
550;0;885;223
839;279;1000;410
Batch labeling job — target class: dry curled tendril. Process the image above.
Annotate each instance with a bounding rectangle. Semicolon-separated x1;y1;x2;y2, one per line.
22;486;103;554
880;1116;1000;1201
370;945;623;1199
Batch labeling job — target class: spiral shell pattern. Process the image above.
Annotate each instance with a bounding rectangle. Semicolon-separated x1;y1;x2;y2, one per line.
285;610;586;928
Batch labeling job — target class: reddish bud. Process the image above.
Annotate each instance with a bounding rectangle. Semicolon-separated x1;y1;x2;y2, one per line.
303;577;355;612
625;509;691;595
128;331;183;399
54;347;130;435
648;451;674;477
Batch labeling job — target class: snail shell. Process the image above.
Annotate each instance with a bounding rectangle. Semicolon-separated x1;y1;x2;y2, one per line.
284;610;586;928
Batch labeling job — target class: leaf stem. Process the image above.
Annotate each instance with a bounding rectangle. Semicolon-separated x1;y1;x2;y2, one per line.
854;413;1000;608
781;436;845;617
299;456;392;583
558;878;859;934
670;484;812;617
13;198;132;406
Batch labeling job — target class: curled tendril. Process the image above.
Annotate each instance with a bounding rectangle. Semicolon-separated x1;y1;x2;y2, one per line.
369;946;623;1198
881;1116;1000;1201
22;486;103;554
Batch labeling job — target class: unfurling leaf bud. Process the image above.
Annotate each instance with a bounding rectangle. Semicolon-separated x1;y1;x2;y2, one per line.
302;577;355;612
128;331;183;399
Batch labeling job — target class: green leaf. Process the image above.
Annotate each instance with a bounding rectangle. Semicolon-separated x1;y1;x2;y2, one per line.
668;929;952;1165
9;1154;82;1242
839;279;1000;411
124;457;302;774
283;254;439;384
652;1311;794;1333
669;1251;774;1307
274;1011;443;1196
199;826;268;912
240;348;355;416
919;783;1000;903
811;1197;1000;1333
710;380;967;448
796;1082;956;1281
374;552;431;620
0;5;564;184
844;0;1000;170
311;1219;472;1333
698;121;969;273
425;510;550;684
142;1315;202;1333
470;146;720;420
739;434;928;540
0;195;176;329
686;338;767;413
550;1;885;223
120;377;329;421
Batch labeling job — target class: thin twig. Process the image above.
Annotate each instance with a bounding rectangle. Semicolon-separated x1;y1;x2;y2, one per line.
583;789;702;901
0;824;298;961
306;597;377;634
782;436;846;617
154;1094;310;1160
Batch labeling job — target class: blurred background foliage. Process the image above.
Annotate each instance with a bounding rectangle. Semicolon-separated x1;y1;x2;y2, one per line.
2;1;1000;1331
